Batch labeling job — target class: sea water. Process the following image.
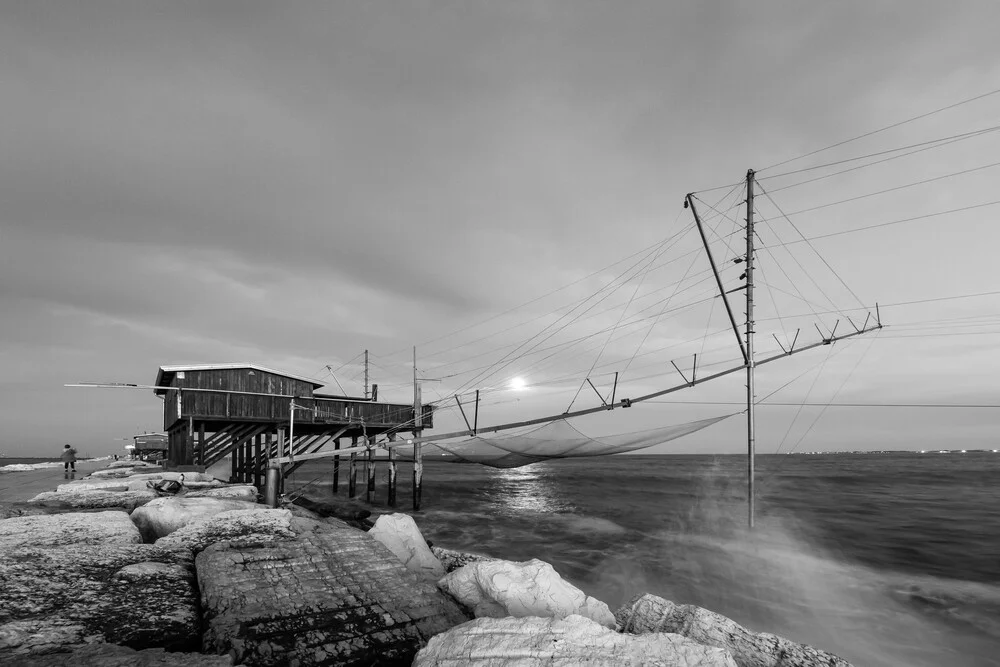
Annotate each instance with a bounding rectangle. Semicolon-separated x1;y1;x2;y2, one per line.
286;452;1000;667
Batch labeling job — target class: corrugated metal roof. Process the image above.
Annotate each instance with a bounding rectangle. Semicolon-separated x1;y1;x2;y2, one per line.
154;363;325;395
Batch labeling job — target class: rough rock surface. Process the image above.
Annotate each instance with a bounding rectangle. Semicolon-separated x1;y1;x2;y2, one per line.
0;500;85;519
28;489;159;512
130;496;263;541
0;510;141;549
156;508;295;554
431;546;496;573
412;614;739;666
369;513;445;580
58;472;222;494
12;642;235;666
438;558;616;628
616;593;853;667
183;484;259;501
198;517;470;666
0;543;199;657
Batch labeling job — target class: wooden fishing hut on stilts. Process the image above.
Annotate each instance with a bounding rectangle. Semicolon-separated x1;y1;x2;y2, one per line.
153;363;432;509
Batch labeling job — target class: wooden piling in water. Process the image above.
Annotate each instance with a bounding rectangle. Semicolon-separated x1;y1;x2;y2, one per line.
366;445;376;503
387;433;397;507
332;438;340;493
230;433;238;482
412;437;422;511
349;436;358;498
254;433;263;490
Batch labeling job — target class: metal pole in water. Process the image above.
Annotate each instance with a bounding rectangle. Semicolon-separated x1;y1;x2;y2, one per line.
745;168;757;529
265;462;281;508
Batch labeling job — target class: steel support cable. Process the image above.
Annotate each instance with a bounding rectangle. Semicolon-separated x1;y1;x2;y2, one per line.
443;233;706;390
753;207;839;314
415;239;676;364
773;331;880;472
439;225;700;384
757;183;867;309
753;219;830;320
760;124;1000;180
420;262;717;375
760;199;1000;249
760;87;1000;172
379;230;689;360
765;127;1000;195
755;280;847;318
620;186;746;381
497;284;722;395
754;289;1000;322
567;228;683;411
434;280;723;385
772;345;836;457
779;160;1000;217
450;235;679;396
435;277;728;380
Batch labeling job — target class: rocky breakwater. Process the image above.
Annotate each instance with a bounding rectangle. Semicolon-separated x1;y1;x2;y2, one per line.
356;515;854;667
1;461;475;666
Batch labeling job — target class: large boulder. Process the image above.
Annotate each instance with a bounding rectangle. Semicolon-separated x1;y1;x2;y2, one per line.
58;472;222;494
198;517;470;666
28;489;158;513
431;546;496;573
413;614;738;666
368;513;445;580
0;511;141;549
156;508;295;555
12;643;234;666
0;543;199;658
438;558;615;628
616;593;853;667
130;497;262;541
183;485;258;501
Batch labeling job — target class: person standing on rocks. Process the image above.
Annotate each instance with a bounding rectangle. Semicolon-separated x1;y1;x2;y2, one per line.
61;444;77;472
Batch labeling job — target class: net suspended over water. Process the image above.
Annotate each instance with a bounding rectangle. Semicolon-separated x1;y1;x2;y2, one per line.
422;413;733;468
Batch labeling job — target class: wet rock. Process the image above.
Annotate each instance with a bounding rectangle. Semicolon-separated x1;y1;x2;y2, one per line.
198;516;469;666
616;593;853;667
431;546;496;573
184;485;259;501
369;513;445;580
0;500;79;519
28;489;159;513
12;642;234;666
130;496;263;542
0;543;199;658
156;508;295;555
289;494;372;521
0;510;141;549
413;614;739;666
58;472;222;494
438;558;616;628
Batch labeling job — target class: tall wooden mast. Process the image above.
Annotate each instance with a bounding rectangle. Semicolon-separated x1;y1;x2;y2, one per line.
745;169;757;529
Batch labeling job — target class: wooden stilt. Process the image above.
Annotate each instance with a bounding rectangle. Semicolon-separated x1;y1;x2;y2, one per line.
412;439;422;511
186;417;195;466
348;435;358;498
332;438;340;494
254;433;263;490
198;423;206;465
230;433;238;482
387;433;397;507
366;443;375;504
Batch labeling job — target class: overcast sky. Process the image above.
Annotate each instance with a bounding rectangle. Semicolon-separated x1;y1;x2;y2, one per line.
2;1;1000;457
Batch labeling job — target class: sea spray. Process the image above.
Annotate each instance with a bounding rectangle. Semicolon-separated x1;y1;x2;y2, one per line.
283;453;1000;666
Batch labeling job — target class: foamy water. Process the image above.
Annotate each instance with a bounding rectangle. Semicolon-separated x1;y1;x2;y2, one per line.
286;452;1000;665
